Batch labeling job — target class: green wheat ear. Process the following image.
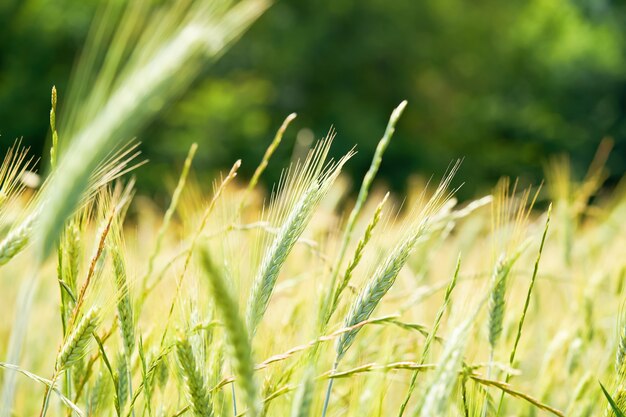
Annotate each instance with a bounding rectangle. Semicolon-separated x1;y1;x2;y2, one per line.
200;248;260;417
112;246;135;355
336;164;458;361
56;307;100;370
246;135;354;336
326;192;389;324
176;335;214;417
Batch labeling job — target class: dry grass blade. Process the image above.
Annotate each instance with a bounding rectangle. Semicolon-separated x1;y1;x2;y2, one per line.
471;375;565;417
0;362;84;416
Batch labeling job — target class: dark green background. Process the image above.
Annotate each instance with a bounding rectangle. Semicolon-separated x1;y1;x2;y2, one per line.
1;0;626;200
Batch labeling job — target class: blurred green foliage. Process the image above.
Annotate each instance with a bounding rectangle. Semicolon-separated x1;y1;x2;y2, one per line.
1;0;626;198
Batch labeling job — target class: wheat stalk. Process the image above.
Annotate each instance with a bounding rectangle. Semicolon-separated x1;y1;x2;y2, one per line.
326;193;389;324
321;101;407;331
398;255;461;416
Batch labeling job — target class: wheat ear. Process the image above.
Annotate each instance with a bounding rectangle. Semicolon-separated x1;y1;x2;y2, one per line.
176;336;214;417
57;307;100;371
246;137;353;336
200;248;260;417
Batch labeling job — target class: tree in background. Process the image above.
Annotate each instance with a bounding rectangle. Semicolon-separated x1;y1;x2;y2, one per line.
1;0;625;198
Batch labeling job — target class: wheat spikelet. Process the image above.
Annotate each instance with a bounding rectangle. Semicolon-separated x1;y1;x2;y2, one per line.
56;307;100;370
63;221;81;293
57;219;83;338
605;388;626;417
71;357;87;396
50;86;59;168
89;370;111;415
488;254;509;349
116;354;129;412
156;353;169;390
176;335;214;417
112;246;135;355
0;213;36;266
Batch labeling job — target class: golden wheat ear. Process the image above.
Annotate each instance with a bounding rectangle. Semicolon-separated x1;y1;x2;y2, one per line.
0;140;37;208
0;142;141;268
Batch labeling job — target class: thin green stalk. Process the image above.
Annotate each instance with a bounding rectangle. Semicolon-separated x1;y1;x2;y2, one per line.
320;100;407;331
240;113;297;210
140;143;197;301
496;204;551;416
39;372;59;417
321;361;338;417
327;193;388;322
0;362;84;416
398;255;461;416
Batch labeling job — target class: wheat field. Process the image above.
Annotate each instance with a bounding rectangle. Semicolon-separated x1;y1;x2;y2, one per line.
2;1;626;416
